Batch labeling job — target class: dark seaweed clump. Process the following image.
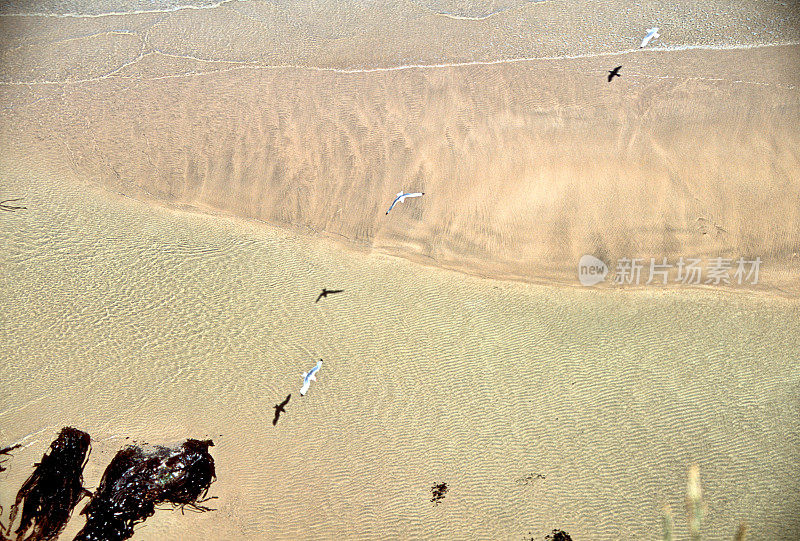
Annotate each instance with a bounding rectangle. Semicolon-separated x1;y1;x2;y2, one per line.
544;529;573;541
7;427;91;541
75;439;215;541
430;482;448;505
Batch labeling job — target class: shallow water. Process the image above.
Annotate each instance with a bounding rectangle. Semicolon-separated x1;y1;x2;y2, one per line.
1;167;799;539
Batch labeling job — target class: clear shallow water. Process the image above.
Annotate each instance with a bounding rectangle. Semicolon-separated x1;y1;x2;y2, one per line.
1;166;799;539
2;0;797;59
0;0;224;16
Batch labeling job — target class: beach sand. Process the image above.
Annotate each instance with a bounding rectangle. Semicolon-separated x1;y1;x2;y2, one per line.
1;162;799;540
1;0;799;539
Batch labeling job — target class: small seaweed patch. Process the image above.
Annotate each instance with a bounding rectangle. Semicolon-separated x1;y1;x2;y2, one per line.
7;427;91;541
75;439;216;541
430;482;448;506
515;473;546;485
544;529;573;541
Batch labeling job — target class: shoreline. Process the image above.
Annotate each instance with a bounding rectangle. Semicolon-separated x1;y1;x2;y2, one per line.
15;155;797;302
1;42;798;86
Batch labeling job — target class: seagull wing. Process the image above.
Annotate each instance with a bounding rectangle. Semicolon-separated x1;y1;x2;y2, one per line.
386;193;403;214
387;192;424;214
640;28;660;47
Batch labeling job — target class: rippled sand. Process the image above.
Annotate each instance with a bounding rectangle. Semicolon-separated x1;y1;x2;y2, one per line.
1;163;799;539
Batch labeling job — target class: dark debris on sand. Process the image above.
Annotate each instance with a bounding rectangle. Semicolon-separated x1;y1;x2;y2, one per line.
544;529;573;541
0;443;21;473
515;473;546;485
74;439;216;541
0;198;26;212
6;427;91;541
0;443;22;541
430;482;448;505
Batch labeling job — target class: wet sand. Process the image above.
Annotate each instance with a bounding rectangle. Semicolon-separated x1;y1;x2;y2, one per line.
1;2;799;295
1;162;799;540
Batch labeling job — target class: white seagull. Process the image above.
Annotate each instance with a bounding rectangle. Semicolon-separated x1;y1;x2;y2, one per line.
300;359;323;396
386;191;425;215
640;27;660;48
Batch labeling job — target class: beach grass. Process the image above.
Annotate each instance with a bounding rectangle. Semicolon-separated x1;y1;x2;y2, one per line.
662;464;748;541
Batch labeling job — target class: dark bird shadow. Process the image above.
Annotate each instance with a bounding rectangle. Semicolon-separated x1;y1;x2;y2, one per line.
315;288;344;303
273;394;291;426
607;66;622;82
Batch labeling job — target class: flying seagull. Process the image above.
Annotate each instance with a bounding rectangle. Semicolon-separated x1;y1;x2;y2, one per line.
273;394;291;425
607;66;622;82
640;27;660;48
386;191;424;214
316;288;344;303
300;359;323;396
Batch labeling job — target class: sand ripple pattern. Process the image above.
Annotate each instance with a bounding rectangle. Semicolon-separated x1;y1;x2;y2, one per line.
1;167;799;539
